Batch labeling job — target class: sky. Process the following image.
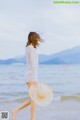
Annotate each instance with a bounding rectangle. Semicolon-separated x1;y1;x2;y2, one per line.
0;0;80;59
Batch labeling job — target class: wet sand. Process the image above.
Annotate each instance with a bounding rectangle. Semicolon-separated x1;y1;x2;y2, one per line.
0;97;80;120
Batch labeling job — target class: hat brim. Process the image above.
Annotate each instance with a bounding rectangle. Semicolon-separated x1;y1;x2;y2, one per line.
29;83;53;106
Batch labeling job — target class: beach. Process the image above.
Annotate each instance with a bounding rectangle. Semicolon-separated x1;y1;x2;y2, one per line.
0;98;80;120
0;64;80;120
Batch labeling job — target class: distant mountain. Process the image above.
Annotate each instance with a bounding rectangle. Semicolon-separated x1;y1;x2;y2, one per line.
0;46;80;64
40;46;80;64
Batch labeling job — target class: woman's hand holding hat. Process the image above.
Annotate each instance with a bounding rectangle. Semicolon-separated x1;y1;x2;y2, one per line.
33;80;38;86
29;82;53;106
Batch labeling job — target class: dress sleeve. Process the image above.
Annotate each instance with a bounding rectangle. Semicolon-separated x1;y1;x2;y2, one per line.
29;47;38;81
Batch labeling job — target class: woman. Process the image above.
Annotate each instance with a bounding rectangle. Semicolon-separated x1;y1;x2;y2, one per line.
11;32;43;120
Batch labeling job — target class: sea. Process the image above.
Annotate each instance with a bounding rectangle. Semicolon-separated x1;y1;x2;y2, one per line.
0;64;80;103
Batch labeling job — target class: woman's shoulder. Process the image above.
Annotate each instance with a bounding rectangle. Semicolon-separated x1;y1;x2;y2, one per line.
26;44;35;52
26;44;34;48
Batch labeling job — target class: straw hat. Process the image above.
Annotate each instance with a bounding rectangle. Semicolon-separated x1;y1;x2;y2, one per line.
29;82;53;106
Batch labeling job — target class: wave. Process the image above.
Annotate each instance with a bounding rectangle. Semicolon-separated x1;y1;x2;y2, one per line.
1;95;80;103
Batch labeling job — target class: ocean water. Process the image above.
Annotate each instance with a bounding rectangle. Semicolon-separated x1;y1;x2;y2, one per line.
0;64;80;102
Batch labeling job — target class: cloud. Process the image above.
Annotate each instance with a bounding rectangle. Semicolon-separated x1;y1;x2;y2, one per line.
0;0;80;58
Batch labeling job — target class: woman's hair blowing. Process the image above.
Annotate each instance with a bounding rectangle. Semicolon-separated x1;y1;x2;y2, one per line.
26;32;43;48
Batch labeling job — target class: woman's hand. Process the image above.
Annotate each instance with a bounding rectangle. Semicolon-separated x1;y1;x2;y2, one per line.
33;80;38;86
26;80;38;88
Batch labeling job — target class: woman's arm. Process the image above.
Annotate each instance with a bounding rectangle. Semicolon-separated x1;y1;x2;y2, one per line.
29;47;38;82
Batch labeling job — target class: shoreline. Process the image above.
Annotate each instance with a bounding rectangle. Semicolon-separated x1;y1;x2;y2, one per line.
1;95;80;103
0;99;80;120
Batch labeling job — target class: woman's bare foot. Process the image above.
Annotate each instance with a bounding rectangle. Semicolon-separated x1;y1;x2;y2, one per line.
11;109;18;120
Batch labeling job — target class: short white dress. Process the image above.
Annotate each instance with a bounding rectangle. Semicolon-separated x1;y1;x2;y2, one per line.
24;44;38;83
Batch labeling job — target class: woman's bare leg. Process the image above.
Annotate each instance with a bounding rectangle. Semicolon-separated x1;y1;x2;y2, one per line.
11;81;37;120
11;99;31;120
27;81;37;120
11;81;32;120
31;99;37;120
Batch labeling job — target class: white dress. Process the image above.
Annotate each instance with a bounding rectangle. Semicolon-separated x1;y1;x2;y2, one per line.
24;44;38;83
